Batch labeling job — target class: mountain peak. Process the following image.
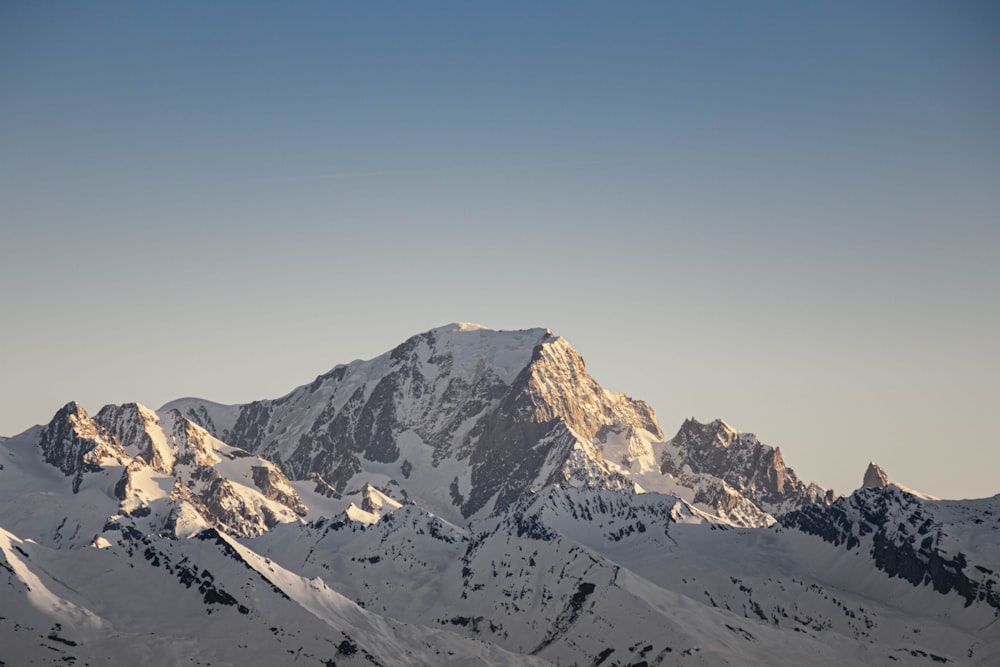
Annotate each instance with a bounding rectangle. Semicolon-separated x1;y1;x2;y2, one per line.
57;400;88;419
425;322;552;339
664;417;833;516
431;322;551;333
37;401;129;492
384;324;554;387
676;417;739;445
862;461;890;489
435;322;489;332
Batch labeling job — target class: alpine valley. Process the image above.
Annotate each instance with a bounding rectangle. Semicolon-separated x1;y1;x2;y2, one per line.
1;324;997;666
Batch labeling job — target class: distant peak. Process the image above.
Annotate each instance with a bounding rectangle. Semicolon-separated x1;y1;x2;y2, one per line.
862;462;890;489
158;396;232;415
428;322;552;337
58;401;87;418
427;322;490;334
116;401;157;416
682;417;737;436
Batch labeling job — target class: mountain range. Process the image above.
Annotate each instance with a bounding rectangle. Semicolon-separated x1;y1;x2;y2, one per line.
2;323;996;665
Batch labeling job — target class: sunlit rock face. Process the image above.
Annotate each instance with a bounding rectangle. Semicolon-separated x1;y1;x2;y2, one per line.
38;402;129;493
660;417;834;520
863;461;891;489
171;325;669;522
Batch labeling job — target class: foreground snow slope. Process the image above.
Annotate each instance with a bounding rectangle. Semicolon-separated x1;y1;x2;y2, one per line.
247;485;999;666
0;520;547;666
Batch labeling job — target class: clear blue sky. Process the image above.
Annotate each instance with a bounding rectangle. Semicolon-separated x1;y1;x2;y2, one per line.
2;1;998;500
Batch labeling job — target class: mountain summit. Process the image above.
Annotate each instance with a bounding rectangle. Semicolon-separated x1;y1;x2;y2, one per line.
863;461;891;489
164;324;827;525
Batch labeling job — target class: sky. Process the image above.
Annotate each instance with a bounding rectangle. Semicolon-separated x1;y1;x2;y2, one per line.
2;1;998;500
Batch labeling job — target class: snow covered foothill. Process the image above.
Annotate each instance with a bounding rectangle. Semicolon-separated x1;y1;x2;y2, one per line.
245;482;998;665
2;517;546;666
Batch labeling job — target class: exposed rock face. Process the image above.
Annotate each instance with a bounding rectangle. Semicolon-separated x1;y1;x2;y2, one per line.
689;477;775;526
460;337;663;516
96;403;176;474
163;410;223;468
198;472;282;535
863;461;890;489
37;402;129;493
513;337;663;442
215;326;552;499
33;400;309;539
114;456;149;503
175;325;667;520
251;465;308;516
782;486;1000;611
162;480;210;539
96;405;222;469
660;418;833;517
158;414;305;537
309;473;340;498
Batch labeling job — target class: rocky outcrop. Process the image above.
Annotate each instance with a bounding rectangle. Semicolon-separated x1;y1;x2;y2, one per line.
96;403;176;474
456;336;666;517
220;326;552;498
200;474;280;535
661;418;833;517
37;402;129;493
163;465;297;538
512;337;663;443
862;462;890;489
164;410;222;468
251;465;308;516
309;473;340;498
57;401;308;538
114;456;149;503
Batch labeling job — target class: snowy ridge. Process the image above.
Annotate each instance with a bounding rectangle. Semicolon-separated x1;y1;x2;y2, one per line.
782;485;1000;612
247;483;999;665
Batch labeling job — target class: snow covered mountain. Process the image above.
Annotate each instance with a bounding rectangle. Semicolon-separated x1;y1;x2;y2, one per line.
1;324;996;665
783;472;1000;614
164;323;828;526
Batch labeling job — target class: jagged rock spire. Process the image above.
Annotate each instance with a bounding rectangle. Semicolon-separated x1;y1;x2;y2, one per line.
862;461;890;489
